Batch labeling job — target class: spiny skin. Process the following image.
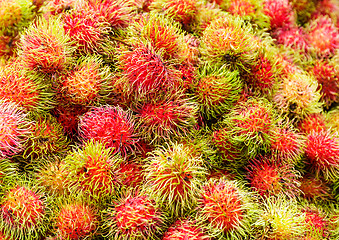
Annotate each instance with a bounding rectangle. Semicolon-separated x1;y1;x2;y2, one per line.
144;142;207;216
270;122;305;164
200;16;259;71
198;179;255;239
0;61;55;113
88;0;134;30
54;202;98;239
263;0;295;30
223;97;278;158
131;12;182;60
44;0;79;16
0;0;34;36
0;178;50;240
298;174;333;202
290;0;316;25
193;64;242;120
137;97;198;144
63;6;109;54
305;15;339;58
326;107;339;132
78;105;139;158
273;69;323;119
253;195;306;240
272;26;308;51
64;140;123;202
22;113;69;161
305;130;339;181
18;16;75;74
297;113;326;134
175;61;196;92
119;43;181;102
246;156;301;198
59;55;111;106
0;159;17;195
0;100;31;158
309;60;339;108
162;218;211;240
102;191;165;240
301;205;330;239
117;160;144;189
0;35;18;59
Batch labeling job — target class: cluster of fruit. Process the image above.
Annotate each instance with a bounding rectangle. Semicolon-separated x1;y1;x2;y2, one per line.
0;0;339;239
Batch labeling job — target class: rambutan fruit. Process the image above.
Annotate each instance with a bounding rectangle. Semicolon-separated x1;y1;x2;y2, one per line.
0;159;17;194
301;204;330;239
270;121;305;163
162;217;210;240
290;0;316;25
0;176;51;240
151;0;197;26
262;0;295;30
304;129;339;181
62;6;109;54
0;0;34;36
21;113;69;162
0;100;31;158
246;155;301;198
253;194;306;239
273;69;323;119
64;140;123;203
53;199;99;239
0;61;55;113
144;141;207;216
0;35;19;59
192;64;242;120
117;159;144;189
130;12;182;60
18;16;75;74
198;178;256;239
174;60;196;92
88;0;134;30
43;0;82;16
78;105;139;158
58;55;111;106
136;96;198;144
101;190;166;239
222;97;279;158
272;26;308;51
200;16;259;71
298;173;333;202
305;15;339;58
309;59;339;108
118;42;182;102
297;113;326;134
326;106;339;132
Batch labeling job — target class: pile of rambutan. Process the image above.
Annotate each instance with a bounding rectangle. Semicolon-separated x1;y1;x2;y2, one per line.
0;0;339;239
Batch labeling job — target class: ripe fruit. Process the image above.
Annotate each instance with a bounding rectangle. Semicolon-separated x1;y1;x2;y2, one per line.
144;142;207;216
298;173;333;202
298;113;326;134
18;16;75;74
326;107;339;132
102;191;165;239
78;105;138;158
301;204;330;239
263;0;295;30
162;218;210;240
272;26;308;51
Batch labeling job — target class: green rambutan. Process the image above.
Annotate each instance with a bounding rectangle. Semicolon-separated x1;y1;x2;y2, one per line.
0;100;31;158
59;55;111;106
198;178;256;239
305;129;339;181
298;173;334;202
162;217;210;240
0;159;17;195
246;155;301;198
64;140;123;202
78;105;139;158
18;16;75;74
297;113;326;134
200;16;258;71
0;176;51;240
273;69;323;119
21;113;69;161
0;61;55;113
309;59;339;108
192;64;242;120
136;96;198;144
144;141;207;216
101;190;165;239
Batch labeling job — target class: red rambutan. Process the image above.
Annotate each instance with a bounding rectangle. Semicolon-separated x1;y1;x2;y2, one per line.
117;159;144;189
298;173;333;202
297;113;326;134
272;26;308;51
263;0;295;30
301;205;330;239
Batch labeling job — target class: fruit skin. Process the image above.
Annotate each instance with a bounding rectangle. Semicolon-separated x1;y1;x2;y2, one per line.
298;113;326;135
64;140;123;203
193;64;242;120
298;173;333;203
0;176;52;240
326;106;339;132
136;96;198;145
18;16;75;74
78;105;139;158
272;26;308;51
101;190;166;240
0;100;31;159
144;142;207;216
305;129;339;181
301;204;330;239
263;0;295;30
198;178;256;239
